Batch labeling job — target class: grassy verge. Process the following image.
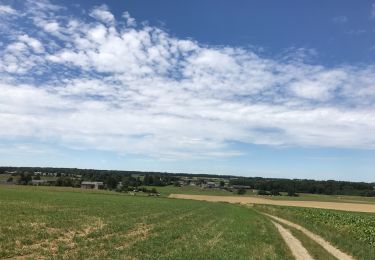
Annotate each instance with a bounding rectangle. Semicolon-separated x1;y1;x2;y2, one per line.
0;185;292;259
255;204;375;260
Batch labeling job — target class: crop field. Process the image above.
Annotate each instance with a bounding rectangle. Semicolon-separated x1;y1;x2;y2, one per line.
169;194;375;213
0;185;292;259
254;205;375;260
148;185;375;204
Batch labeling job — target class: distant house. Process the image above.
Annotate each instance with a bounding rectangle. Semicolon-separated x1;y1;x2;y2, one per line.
205;182;218;188
232;185;251;189
31;180;48;186
81;181;104;189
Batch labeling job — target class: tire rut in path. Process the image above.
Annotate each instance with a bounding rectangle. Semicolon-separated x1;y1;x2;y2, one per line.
264;213;355;260
272;220;314;260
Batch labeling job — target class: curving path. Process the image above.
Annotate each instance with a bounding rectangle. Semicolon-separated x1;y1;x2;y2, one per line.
265;213;354;260
272;220;314;260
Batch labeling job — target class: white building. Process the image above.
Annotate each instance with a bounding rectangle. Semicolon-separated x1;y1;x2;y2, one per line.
81;181;104;189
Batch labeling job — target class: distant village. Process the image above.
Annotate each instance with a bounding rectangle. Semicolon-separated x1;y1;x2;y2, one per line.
2;170;251;189
0;167;374;197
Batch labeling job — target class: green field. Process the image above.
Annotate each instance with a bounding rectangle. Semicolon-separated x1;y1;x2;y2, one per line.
254;204;375;260
0;174;58;181
0;185;292;259
143;185;256;196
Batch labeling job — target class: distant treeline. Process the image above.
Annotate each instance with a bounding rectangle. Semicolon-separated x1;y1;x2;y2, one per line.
0;166;374;196
0;166;231;179
230;178;375;197
0;167;178;189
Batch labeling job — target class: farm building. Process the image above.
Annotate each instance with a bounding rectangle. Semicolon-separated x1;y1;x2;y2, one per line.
81;181;104;189
205;182;218;188
31;180;48;186
232;185;251;189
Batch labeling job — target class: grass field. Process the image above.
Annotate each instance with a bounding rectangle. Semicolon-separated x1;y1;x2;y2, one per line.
254;204;375;260
142;185;255;196
0;185;292;259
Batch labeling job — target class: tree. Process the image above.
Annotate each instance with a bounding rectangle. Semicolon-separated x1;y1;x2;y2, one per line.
237;188;246;195
143;175;152;185
56;177;73;187
6;177;13;183
257;190;269;195
287;189;298;196
18;173;32;185
106;175;118;190
219;181;225;187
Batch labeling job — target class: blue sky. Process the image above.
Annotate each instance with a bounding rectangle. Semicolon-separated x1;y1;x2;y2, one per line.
0;0;374;181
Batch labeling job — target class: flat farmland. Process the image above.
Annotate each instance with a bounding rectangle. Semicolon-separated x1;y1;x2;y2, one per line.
169;194;375;213
148;185;375;204
0;186;291;259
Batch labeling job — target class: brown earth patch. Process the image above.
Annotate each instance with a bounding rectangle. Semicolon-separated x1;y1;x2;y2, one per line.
206;232;223;247
272;221;314;260
169;194;375;213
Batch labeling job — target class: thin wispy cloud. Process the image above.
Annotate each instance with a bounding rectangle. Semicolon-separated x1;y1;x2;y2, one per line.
0;1;375;160
332;16;348;24
371;3;375;19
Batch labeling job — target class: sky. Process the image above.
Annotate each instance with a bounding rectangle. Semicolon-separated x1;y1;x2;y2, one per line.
0;0;374;182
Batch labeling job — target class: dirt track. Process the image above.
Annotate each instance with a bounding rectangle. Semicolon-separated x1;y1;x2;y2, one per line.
266;213;354;260
271;221;314;260
169;194;375;213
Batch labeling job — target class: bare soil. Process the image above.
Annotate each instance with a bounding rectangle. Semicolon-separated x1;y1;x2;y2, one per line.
272;221;314;260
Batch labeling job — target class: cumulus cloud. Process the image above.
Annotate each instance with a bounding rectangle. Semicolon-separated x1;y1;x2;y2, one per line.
0;1;375;159
90;5;115;25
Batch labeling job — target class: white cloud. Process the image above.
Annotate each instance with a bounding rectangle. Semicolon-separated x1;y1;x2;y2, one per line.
0;5;16;15
371;3;375;19
123;11;136;27
0;1;375;159
43;22;59;33
289;70;347;100
90;5;115;25
19;35;45;53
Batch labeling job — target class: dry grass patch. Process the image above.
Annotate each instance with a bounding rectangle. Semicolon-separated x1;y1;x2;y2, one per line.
115;223;153;250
